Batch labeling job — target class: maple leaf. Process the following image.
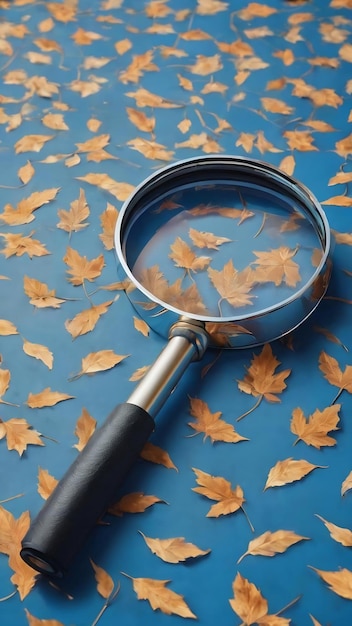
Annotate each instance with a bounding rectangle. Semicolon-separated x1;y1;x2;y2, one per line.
264;458;325;490
0;232;49;258
73;407;97;452
310;567;352;600
76;173;134;201
139;533;210;563
189;54;223;75
318;351;352;403
37;467;58;500
140;442;177;470
65;300;114;338
188;227;231;250
0;319;18;335
42;112;68;130
188;397;248;444
57;188;90;234
192;468;247;519
109;492;165;516
124;575;197;619
0;188;60;226
208;260;255;309
169;237;211;273
283;130;318;152
47;1;77;22
251;246;301;287
229;573;292;625
63;246;105;285
69;79;102;97
73;349;129;378
237;530;309;563
23;276;65;308
315;514;352;547
90;559;114;599
290;405;340;448
0;506;38;599
23;339;53;369
26;387;74;408
0;418;43;456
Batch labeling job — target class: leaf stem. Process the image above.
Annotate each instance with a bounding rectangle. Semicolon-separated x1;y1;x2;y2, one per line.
240;506;255;533
331;387;343;405
236;395;263;421
0;493;23;504
91;581;120;626
0;590;16;602
276;594;302;617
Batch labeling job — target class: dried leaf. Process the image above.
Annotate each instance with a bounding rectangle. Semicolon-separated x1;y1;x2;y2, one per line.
189;54;223;76
109;492;165;516
0;188;60;226
90;559;114;599
126;107;155;133
42;112;68;130
57;189;90;234
125;87;182;109
238;344;291;403
127;137;174;161
342;471;352;496
188;227;231;250
23;339;54;369
279;155;295;176
98;202;118;251
238;3;277;19
125;575;196;619
140;532;210;563
140;442;177;471
0;319;18;335
0;418;43;456
76;173;134;201
73;407;97;452
23;276;65;308
188;397;248;444
316;514;352;547
25;610;65;626
311;567;352;600
169;237;211;272
290;405;340;448
238;530;309;563
75;349;129;377
229;573;292;625
115;38;132;55
261;98;294;115
265;458;325;489
133;316;150;337
0;232;49;258
14;134;54;154
251;246;301;287
319;351;352;398
18;161;35;184
65;300;114;338
283;130;318;152
196;0;228;15
0;506;37;599
37;467;58;500
26;388;74;408
63;246;105;285
208;260;255;308
192;468;245;518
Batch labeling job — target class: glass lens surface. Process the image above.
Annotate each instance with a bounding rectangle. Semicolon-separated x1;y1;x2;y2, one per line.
123;179;323;320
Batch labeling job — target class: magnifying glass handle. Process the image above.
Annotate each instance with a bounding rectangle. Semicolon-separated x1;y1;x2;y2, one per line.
20;320;208;577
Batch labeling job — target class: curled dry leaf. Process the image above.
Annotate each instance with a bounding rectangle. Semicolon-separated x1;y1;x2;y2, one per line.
319;351;352;401
265;458;326;490
24;609;65;626
0;506;38;599
0;232;49;258
26;387;74;408
23;339;54;369
0;418;43;456
73;349;129;378
315;514;352;547
139;532;210;563
237;530;309;563
290;404;340;448
341;470;352;496
65;300;114;338
76;173;134;201
229;572;292;625
310;567;352;600
109;492;165;516
192;467;246;518
73;407;97;452
0;320;18;335
124;574;197;619
133;316;150;337
64;246;105;285
90;559;114;599
37;467;58;500
188;396;248;444
140;441;177;471
23;276;66;308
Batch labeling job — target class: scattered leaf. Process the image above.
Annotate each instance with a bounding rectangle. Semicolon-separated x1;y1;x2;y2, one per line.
229;572;294;625
73;407;97;452
76;173;134;201
310;567;352;600
57;189;90;234
25;610;65;626
188;397;248;444
23;276;65;308
238;530;309;563
125;574;197;619
65;300;114;338
133;316;149;337
140;533;210;563
319;351;352;402
99;202;118;250
26;388;74;408
140;442;177;471
0;319;18;335
37;467;58;500
169;237;211;273
109;492;165;516
192;468;246;518
208;260;255;308
90;559;114;599
63;246;105;285
342;471;352;496
0;506;38;599
315;514;352;547
73;349;129;378
0;232;50;258
265;458;325;489
0;418;43;456
290;405;340;448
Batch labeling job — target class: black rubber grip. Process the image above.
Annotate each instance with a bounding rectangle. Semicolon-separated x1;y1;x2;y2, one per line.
20;402;155;577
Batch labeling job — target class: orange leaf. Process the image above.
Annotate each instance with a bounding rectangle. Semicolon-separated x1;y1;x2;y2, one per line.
0;232;49;258
73;407;97;452
139;532;210;563
42;112;68;130
14;134;54;154
125;87;182;109
196;0;228;15
273;49;295;66
26;388;74;408
23;276;65;308
238;529;309;563
23;339;54;369
0;506;38;599
283;130;318;152
76;173;134;201
341;471;352;497
0;319;18;335
57;188;90;234
126;107;155;133
0;418;43;456
74;349;129;377
63;246;105;285
237;344;291;402
310;567;352;600
251;246;301;287
47;1;77;22
264;458;325;489
318;351;352;395
189;54;223;75
188;397;248;444
133;316;150;337
188;227;231;250
18;161;35;184
127;137;174;161
99;202;118;250
140;441;177;471
37;467;58;500
192;468;245;517
229;572;268;623
208;260;255;308
24;610;65;626
315;514;352;547
261;97;294;115
290;405;340;448
125;575;196;619
109;492;165;516
90;559;114;599
65;300;114;338
0;188;60;226
238;3;277;19
169;237;211;272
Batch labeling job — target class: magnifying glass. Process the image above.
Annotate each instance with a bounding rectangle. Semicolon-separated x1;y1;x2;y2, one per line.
20;156;331;577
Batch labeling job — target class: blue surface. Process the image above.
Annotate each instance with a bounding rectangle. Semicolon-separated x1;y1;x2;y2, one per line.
0;1;352;625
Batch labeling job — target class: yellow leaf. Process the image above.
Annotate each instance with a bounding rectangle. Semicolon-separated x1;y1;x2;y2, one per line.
76;349;129;377
42;112;68;130
23;339;54;369
63;246;105;285
238;530;309;563
0;418;43;456
189;54;223;75
290;405;340;448
192;468;245;518
169;236;211;272
23;275;65;308
133;316;150;337
188;397;248;444
26;388;74;408
109;492;164;516
311;567;352;600
208;260;255;308
0;188;60;226
264;458;325;489
65;300;114;338
316;514;352;547
0;319;18;335
1;232;49;258
90;559;114;599
114;38;132;55
126;575;197;619
251;246;301;287
73;407;97;451
319;351;352;396
0;507;38;599
229;572;268;624
76;173;134;200
14;134;54;154
18;161;35;184
140;441;177;470
25;610;65;626
342;471;352;496
140;533;210;563
57;189;90;234
37;467;58;500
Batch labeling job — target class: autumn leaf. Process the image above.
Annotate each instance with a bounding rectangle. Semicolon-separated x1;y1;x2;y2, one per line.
189;54;223;76
125;87;182;109
72;349;129;378
251;247;301;287
261;98;294;115
124;574;196;619
63;246;105;285
73;407;97;451
188;397;248;444
229;572;293;625
169;237;211;273
0;368;14;406
0;506;38;599
90;559;114;599
37;467;58;500
126;107;155;133
0;319;18;335
57;188;90;234
139;533;210;563
290;405;340;448
208;260;255;309
0;418;43;456
99;203;118;250
318;351;352;403
196;0;228;15
65;300;114;338
0;188;59;227
310;567;352;600
26;387;74;408
109;492;165;516
315;514;352;547
42;112;68;130
283;130;318;152
342;471;352;497
14;134;54;154
18;161;35;185
23;276;66;308
23;339;53;369
0;232;49;258
140;441;177;470
127;137;174;161
133;316;149;337
264;458;326;490
76;173;134;201
192;468;248;520
188;227;231;250
237;530;309;563
24;610;65;626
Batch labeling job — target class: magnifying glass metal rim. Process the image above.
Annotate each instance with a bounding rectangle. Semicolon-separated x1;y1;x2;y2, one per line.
114;154;331;326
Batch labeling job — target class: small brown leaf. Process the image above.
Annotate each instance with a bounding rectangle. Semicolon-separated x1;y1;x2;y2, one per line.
26;388;74;408
25;610;65;626
311;567;352;600
169;237;211;272
109;492;165;516
23;276;65;308
265;458;325;489
63;246;105;285
0;418;43;456
0;232;49;258
90;559;114;599
127;137;174;161
229;572;268;624
125;575;196;619
192;468;245;518
0;188;60;226
23;339;53;369
75;349;129;377
342;471;352;497
0;506;38;599
57;188;90;234
188;397;248;444
37;467;58;500
290;405;340;448
208;260;255;308
14;134;54;154
140;533;210;563
76;173;134;201
317;514;352;548
188;227;231;250
126;107;155;133
73;408;97;451
133;316;150;337
189;54;222;76
238;530;309;563
319;351;352;397
18;161;35;184
99;202;118;251
140;442;177;471
238;343;291;403
65;300;114;338
0;319;18;335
